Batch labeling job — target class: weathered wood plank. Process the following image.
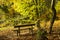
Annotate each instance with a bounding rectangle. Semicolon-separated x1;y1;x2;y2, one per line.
14;24;35;28
14;23;35;36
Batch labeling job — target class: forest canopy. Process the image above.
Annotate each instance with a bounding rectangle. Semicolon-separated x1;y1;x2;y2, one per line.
0;0;60;27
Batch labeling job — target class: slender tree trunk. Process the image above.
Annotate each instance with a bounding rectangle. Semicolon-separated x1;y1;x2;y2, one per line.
35;0;41;40
32;0;41;30
49;0;56;34
35;0;41;30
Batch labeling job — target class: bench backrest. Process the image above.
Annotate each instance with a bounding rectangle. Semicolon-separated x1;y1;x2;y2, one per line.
14;23;35;28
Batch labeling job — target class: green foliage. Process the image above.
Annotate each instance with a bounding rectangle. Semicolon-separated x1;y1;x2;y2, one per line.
0;0;60;27
56;1;60;12
0;5;9;13
0;0;59;39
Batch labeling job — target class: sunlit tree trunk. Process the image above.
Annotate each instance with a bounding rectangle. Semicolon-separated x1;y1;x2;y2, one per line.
35;0;41;30
49;0;56;34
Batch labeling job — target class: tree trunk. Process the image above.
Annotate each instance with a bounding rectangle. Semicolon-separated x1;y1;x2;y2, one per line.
33;0;41;30
49;0;56;34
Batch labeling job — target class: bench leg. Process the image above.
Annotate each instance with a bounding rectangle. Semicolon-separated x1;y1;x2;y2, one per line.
29;27;33;34
17;32;20;36
17;31;18;36
30;29;33;40
32;26;33;35
18;28;20;36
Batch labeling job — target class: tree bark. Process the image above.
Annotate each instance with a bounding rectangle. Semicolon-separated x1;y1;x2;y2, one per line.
49;0;56;34
33;0;41;30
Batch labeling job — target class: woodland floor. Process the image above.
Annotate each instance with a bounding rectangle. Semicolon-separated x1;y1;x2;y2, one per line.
0;20;60;40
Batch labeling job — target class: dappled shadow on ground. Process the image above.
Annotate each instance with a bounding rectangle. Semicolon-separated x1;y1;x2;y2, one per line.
0;27;60;40
0;34;36;40
0;28;37;40
46;26;60;40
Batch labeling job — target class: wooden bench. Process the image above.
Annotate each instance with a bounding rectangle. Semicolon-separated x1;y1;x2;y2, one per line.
14;23;35;36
